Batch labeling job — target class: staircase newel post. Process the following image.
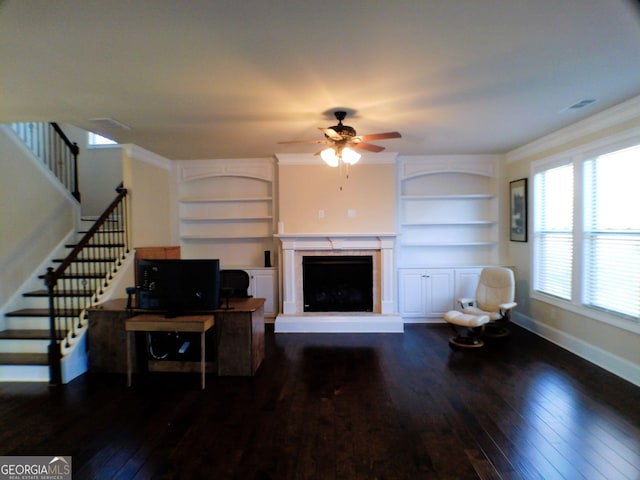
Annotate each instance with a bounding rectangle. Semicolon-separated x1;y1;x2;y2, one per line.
44;267;62;386
71;142;81;203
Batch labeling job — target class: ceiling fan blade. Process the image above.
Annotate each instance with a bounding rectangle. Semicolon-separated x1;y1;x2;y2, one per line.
319;127;343;141
352;142;386;153
358;131;402;141
277;139;330;145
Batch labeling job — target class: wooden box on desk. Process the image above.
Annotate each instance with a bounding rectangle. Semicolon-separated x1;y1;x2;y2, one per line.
134;246;181;287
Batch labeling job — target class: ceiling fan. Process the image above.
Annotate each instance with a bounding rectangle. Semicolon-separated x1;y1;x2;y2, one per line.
277;111;401;166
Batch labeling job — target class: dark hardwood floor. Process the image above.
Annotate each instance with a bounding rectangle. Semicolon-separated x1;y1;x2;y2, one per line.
1;323;639;480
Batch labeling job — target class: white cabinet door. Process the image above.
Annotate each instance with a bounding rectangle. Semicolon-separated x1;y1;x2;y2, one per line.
245;268;277;317
424;269;455;317
398;269;428;318
398;268;454;319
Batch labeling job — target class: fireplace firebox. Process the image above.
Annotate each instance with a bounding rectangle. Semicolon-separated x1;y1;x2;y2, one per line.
302;255;373;312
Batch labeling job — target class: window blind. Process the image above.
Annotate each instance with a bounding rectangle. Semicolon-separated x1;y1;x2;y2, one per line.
583;145;640;319
533;163;574;300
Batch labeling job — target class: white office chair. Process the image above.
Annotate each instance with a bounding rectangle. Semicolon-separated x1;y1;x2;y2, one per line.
444;267;517;348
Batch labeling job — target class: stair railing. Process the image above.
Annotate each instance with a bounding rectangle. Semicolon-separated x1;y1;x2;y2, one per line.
44;186;129;385
11;122;81;202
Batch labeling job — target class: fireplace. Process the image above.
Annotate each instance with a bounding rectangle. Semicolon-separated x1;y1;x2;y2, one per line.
303;255;373;312
274;233;403;333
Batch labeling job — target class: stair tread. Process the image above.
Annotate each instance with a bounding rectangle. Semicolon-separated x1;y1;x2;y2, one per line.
0;329;66;340
6;308;82;317
39;273;108;279
53;258;118;263
24;290;94;298
65;244;125;248
0;353;49;366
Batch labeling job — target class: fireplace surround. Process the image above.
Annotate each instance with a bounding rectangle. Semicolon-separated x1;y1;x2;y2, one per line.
274;233;403;333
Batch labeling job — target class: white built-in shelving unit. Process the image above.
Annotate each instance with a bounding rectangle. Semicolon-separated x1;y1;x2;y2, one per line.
397;156;501;267
175;159;276;262
174;159;279;318
396;155;504;320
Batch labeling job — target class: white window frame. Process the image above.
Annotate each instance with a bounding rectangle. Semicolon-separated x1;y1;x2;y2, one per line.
530;127;640;334
532;158;574;300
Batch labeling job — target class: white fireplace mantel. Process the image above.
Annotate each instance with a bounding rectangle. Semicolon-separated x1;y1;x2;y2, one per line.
274;233;403;333
276;233;398;250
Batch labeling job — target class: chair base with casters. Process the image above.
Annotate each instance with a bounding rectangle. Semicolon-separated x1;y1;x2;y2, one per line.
443;310;490;349
483;320;511;339
461;302;514;339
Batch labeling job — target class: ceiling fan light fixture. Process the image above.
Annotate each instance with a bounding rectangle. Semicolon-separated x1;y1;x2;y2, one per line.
278;110;399;169
321;147;340;167
341;147;361;165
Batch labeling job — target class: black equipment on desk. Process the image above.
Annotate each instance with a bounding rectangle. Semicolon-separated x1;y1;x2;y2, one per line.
137;259;221;315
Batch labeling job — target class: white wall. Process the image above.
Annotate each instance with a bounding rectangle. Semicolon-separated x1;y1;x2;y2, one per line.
277;153;397;234
122;145;173;247
63;124;123;217
0;126;78;310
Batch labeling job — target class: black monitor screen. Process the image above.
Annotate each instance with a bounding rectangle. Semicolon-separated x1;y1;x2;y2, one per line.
137;259;220;314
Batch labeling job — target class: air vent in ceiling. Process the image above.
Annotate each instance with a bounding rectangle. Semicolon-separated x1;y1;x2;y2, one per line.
89;117;131;130
561;99;598;113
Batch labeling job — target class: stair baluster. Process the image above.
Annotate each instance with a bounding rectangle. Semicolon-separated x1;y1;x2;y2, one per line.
11;122;80;202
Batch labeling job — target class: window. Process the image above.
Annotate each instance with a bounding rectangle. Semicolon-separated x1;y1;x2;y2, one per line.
533;163;574;300
532;140;640;323
583;145;640;319
88;132;117;147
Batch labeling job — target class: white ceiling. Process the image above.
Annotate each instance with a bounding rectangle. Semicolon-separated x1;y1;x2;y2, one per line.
2;0;640;160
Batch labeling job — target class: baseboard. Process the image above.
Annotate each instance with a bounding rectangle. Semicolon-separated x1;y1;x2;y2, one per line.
512;312;640;387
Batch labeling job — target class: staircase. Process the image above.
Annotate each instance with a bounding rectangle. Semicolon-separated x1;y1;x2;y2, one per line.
0;203;130;383
1;122;131;383
0;221;92;381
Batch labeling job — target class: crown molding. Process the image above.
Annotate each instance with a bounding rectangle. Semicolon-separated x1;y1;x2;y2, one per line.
398;154;502;180
506;95;640;163
177;158;274;182
122;144;172;170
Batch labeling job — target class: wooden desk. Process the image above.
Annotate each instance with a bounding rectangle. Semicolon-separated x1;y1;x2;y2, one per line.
88;299;136;373
89;297;266;379
125;314;214;389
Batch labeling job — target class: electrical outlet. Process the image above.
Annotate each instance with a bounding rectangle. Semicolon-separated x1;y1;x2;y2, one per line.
318;209;325;218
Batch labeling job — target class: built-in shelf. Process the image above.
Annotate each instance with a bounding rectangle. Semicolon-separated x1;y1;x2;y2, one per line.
400;194;495;200
179;196;272;203
397;156;501;267
176;159;277;268
181;234;275;240
401;241;497;247
180;216;273;222
401;221;496;226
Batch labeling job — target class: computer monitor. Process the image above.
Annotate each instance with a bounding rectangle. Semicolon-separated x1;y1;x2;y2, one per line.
137;259;220;315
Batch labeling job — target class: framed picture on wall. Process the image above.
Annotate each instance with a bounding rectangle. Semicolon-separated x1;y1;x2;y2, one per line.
510;178;527;242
